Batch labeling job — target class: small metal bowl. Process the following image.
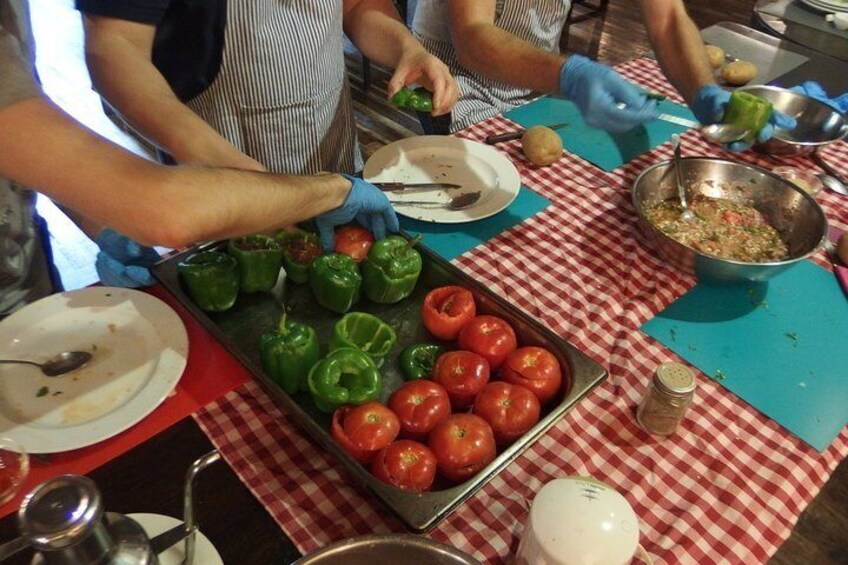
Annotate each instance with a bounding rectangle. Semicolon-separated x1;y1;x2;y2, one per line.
293;534;481;565
632;158;827;283
739;85;848;155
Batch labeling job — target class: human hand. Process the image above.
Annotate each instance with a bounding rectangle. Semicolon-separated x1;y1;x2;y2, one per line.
388;46;459;116
558;54;660;133
94;228;160;288
315;175;400;252
788;81;848;112
691;84;797;151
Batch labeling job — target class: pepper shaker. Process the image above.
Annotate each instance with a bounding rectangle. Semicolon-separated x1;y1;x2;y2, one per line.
636;362;696;436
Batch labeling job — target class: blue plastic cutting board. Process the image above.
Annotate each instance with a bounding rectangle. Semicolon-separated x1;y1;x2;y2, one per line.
642;261;848;451
399;185;550;261
504;96;696;172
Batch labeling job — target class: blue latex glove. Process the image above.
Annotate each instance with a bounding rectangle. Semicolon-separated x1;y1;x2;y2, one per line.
95;229;159;288
315;175;400;251
788;81;848;112
558;54;660;133
691;84;797;151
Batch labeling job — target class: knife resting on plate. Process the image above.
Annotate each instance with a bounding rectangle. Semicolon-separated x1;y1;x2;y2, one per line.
374;182;462;193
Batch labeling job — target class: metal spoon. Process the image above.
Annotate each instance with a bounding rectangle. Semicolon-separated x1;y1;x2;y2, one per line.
700;123;752;144
390;191;482;211
671;134;694;221
0;351;92;376
817;173;848;196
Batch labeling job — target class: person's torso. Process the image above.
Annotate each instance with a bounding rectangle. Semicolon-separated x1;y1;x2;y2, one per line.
413;0;571;131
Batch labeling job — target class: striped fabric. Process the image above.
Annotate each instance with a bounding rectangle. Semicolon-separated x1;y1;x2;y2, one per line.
412;0;571;132
187;0;361;174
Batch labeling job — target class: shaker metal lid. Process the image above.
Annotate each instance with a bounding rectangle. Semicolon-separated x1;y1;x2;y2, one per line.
654;362;696;395
18;474;103;550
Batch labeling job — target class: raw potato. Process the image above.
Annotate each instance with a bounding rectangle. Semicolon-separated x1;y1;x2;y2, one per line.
721;60;758;86
837;233;848;266
521;126;563;166
705;45;725;69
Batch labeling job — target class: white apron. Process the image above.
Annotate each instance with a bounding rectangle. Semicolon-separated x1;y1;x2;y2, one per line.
412;0;571;132
186;0;361;174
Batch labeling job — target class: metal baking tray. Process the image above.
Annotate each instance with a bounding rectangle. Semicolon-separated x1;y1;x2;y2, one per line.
153;240;606;532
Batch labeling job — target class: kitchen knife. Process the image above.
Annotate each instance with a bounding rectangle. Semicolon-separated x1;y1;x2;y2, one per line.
150;523;197;554
484;122;570;145
374;182;462;193
656;113;699;128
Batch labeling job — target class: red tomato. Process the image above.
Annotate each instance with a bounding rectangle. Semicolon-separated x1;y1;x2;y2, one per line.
428;414;497;483
421;286;476;340
501;346;563;405
371;440;438;492
331;403;400;463
457;315;518;370
388;380;451;439
472;382;541;445
334;225;374;263
432;351;490;410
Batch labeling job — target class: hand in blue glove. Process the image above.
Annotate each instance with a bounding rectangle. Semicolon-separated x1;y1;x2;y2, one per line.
788;81;848;112
315;175;400;251
95;228;160;288
691;84;797;151
558;54;660;134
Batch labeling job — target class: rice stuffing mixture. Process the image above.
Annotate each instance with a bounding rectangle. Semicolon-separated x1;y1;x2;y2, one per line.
645;195;789;262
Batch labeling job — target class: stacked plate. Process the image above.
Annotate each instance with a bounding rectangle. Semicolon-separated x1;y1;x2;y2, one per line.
799;0;848;13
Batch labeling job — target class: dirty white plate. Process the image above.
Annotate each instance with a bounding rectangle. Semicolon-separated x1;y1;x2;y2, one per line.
0;287;188;453
363;136;521;224
129;513;223;565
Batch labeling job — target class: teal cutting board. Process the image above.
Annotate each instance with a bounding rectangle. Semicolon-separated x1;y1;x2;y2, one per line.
504;96;696;172
399;185;550;261
642;261;848;451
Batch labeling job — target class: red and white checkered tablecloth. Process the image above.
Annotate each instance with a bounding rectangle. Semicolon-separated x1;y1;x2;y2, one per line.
194;58;848;564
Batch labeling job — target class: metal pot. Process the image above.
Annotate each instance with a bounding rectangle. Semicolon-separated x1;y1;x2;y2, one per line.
293;534;481;565
632;157;827;283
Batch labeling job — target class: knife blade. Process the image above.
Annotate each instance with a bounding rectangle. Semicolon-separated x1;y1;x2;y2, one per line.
149;523;197;555
656;113;699;128
484;122;570;145
374;182;462;193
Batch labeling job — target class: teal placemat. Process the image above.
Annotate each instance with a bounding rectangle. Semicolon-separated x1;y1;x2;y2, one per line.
400;185;550;261
504;96;696;172
642;261;848;452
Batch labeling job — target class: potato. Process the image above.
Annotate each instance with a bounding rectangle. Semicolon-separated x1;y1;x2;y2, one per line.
705;45;725;69
721;60;758;86
837;233;848;266
521;126;563;166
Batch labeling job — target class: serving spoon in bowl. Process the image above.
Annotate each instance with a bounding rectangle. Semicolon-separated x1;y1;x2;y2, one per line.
0;350;92;377
671;134;695;221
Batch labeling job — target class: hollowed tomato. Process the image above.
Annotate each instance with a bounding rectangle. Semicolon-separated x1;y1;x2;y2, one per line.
428;413;496;483
457;315;517;370
371;439;438;492
421;286;476;340
501;346;563;405
472;381;541;445
331;402;400;463
388;380;451;439
432;350;490;410
334;225;374;263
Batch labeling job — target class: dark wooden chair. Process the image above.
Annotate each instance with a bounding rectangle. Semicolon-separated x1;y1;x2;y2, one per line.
561;0;610;58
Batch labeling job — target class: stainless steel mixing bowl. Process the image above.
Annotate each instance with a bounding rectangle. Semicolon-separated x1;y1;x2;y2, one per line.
293;534;481;565
740;85;848;155
632;158;827;283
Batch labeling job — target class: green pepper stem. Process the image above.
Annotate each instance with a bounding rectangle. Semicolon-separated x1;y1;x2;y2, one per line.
277;311;289;335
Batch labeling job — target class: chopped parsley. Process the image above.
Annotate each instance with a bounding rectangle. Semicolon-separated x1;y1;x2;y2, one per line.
36;386;49;398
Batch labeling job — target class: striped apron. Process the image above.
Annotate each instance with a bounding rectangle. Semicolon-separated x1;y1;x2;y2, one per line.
186;0;361;174
412;0;571;132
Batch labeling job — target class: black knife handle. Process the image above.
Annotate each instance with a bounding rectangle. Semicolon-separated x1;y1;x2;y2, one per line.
484;130;525;144
373;182;404;192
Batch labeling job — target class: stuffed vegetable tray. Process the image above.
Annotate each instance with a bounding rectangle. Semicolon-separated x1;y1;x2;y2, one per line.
153;237;606;532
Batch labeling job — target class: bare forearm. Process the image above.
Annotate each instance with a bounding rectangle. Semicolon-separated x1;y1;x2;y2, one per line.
343;0;418;68
640;0;714;103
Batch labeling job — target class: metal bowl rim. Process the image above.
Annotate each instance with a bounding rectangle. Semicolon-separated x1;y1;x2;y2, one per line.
293;534;481;564
631;157;828;267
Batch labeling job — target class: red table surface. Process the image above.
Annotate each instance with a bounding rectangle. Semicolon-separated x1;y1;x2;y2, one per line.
192;58;848;564
0;284;250;518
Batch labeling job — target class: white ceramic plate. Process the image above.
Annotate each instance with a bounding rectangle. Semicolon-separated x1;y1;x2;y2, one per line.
128;513;223;565
0;287;188;453
363;136;521;224
798;0;848;12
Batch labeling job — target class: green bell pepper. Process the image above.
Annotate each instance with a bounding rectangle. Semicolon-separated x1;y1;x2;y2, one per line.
275;230;322;284
330;312;397;366
399;343;446;380
722;90;773;142
177;251;239;312
361;235;422;304
259;313;320;395
307;347;382;413
227;235;283;293
390;87;433;112
309;253;362;313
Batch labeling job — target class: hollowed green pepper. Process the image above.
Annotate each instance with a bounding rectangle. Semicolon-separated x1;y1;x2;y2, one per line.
309;253;362;313
227;235;283;293
259;313;320;395
399;343;446;380
361;235;422;304
722;91;773;142
330;312;397;367
275;230;322;284
307;347;382;413
390;87;433;112
177;251;239;312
